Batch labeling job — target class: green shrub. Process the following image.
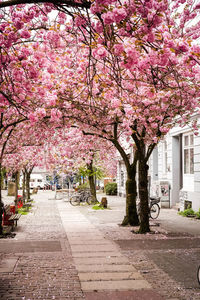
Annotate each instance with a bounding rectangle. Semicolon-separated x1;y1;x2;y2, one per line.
178;208;195;217
105;182;117;195
195;208;200;219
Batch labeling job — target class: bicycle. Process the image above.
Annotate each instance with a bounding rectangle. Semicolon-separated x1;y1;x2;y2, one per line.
137;196;160;220
70;189;93;206
197;265;200;285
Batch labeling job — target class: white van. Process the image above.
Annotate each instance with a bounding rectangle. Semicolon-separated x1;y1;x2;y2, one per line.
30;174;45;189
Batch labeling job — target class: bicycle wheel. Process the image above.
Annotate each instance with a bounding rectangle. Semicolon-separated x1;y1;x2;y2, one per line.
86;196;93;205
80;197;88;206
70;195;80;206
197;265;200;285
150;203;160;219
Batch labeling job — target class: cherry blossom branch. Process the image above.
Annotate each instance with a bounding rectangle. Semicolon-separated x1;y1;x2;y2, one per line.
0;0;91;9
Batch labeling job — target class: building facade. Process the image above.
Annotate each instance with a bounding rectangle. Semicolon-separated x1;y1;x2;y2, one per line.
150;119;200;211
117;116;200;212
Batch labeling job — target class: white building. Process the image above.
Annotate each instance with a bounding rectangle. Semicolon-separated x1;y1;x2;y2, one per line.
117;117;200;212
150;120;200;211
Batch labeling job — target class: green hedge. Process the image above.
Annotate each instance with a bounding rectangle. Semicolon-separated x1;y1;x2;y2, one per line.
178;208;195;217
178;208;200;219
105;182;117;195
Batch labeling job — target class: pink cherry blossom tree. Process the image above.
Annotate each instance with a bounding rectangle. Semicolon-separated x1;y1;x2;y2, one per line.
48;0;200;233
43;127;117;201
1;0;200;235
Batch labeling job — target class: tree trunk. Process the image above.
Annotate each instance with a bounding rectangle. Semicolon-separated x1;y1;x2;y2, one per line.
88;174;97;202
0;164;3;235
87;162;97;203
14;171;20;207
138;158;150;233
25;171;31;200
122;166;139;226
22;171;26;199
111;140;139;226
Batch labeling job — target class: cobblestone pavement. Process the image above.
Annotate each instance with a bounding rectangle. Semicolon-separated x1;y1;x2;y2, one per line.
0;190;84;300
1;191;200;300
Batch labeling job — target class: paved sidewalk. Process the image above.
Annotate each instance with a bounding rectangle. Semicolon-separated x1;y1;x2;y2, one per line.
57;200;165;300
1;190;200;300
0;190;165;300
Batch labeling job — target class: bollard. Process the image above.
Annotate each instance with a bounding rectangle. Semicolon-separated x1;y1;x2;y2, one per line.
101;197;107;208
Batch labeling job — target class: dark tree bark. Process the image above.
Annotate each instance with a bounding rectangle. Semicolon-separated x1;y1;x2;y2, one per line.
87;161;97;203
0;0;91;9
25;170;31;201
121;158;139;226
138;157;150;233
25;166;35;200
14;171;20;206
22;170;26;199
134;137;156;233
114;140;139;226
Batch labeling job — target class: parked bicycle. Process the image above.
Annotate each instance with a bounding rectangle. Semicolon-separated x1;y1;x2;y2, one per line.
137;196;160;219
70;189;93;206
197;265;200;285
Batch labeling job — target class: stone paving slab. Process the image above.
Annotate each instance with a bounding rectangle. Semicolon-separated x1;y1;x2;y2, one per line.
81;279;152;291
71;244;119;252
68;238;111;245
74;256;129;265
63;223;94;227
67;233;104;238
72;251;123;258
62;221;95;226
0;240;62;253
116;238;200;250
63;228;101;233
84;290;165;300
79;272;143;281
77;264;137;272
0;258;18;273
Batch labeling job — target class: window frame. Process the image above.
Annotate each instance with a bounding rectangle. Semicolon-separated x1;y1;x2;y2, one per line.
183;133;194;175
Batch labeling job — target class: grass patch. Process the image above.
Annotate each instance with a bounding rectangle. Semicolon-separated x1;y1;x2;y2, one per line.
17;208;29;215
92;204;105;210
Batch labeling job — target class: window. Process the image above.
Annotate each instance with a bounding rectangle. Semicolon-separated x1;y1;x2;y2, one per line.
164;140;168;173
183;133;194;174
162;140;169;173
